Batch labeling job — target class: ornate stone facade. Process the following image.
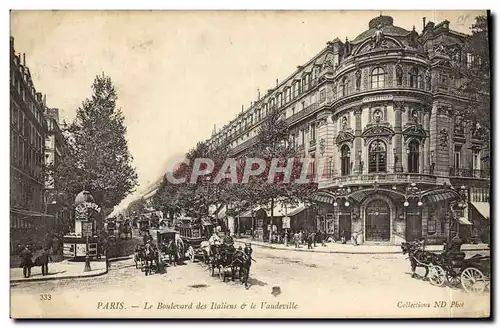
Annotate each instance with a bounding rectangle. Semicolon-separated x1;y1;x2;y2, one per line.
206;15;490;245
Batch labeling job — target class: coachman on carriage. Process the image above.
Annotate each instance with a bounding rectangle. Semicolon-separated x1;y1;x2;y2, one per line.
176;217;214;263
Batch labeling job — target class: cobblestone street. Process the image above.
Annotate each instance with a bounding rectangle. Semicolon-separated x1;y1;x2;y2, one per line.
10;244;490;318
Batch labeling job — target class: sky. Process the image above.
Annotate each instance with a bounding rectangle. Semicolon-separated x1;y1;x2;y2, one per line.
10;10;486;213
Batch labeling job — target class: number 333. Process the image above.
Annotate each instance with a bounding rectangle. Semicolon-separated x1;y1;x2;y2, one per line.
40;294;51;300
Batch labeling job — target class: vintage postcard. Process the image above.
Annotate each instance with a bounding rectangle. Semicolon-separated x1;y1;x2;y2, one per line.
9;10;491;319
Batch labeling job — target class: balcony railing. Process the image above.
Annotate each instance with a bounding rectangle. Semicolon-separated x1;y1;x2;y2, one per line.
449;167;490;179
286;102;319;125
318;172;437;189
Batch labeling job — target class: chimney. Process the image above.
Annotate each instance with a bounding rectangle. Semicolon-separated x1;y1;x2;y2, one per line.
241;105;244;113
257;89;260;99
43;94;47;106
423;17;426;31
22;53;26;66
276;79;279;87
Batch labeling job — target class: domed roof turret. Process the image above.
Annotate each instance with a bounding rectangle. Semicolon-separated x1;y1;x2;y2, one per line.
352;15;409;43
74;190;95;205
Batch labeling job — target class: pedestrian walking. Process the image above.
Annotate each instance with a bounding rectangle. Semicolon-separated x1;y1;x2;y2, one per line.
19;245;33;278
312;232;317;247
307;233;313;249
352;232;358;246
340;230;346;244
294;232;300;248
39;247;51;276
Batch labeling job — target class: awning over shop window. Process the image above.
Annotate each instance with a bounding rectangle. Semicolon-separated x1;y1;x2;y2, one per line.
311;192;335;205
238;203;307;218
457;217;473;225
10;208;55;219
421;189;460;203
471;202;490;220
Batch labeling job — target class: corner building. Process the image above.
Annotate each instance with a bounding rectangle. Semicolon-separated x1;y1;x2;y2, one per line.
206;15;490;245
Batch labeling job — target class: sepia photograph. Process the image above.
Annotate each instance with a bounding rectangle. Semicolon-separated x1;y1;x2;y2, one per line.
9;9;491;319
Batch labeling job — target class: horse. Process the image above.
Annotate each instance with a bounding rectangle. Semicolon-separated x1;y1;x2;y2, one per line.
163;240;178;266
143;242;159;276
401;241;439;279
134;244;144;269
232;244;253;288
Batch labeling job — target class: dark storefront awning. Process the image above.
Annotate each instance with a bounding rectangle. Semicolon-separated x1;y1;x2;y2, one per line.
421;188;460;203
10;208;55;219
470;202;490;220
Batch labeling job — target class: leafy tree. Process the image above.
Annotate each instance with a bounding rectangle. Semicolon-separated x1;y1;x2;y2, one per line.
459;15;491;131
50;74;138;210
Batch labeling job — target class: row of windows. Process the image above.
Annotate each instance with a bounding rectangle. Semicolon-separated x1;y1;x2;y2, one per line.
10;177;44;212
11;130;44;180
11;105;44;153
210;67;323;147
336;66;430;98
339;140;420;175
11;68;44;126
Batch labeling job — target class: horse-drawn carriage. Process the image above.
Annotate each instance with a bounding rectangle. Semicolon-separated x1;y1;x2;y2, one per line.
134;228;184;276
402;239;491;294
119;220;133;239
138;219;150;235
106;221;116;236
176;217;214;263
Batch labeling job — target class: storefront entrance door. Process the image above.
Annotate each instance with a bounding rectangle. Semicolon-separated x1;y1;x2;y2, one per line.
339;214;351;240
405;207;422;241
365;200;390;241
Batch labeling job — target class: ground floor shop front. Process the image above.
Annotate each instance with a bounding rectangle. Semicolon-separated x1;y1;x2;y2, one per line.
313;184;490;245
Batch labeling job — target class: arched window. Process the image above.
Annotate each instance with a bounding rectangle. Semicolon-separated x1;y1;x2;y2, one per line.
417;74;424;89
368;140;387;173
408;140;420;173
409;67;419;88
340;145;351;176
370;67;385;89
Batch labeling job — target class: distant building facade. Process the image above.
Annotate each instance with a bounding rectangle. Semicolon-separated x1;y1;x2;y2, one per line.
205;15;490;244
44;108;72;234
10;37;53;251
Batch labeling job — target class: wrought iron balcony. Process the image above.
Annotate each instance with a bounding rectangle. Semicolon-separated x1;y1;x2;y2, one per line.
318;172;437;189
449;167;490;179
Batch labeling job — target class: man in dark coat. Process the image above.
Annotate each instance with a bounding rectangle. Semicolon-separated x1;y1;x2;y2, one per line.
39;247;51;276
19;245;33;278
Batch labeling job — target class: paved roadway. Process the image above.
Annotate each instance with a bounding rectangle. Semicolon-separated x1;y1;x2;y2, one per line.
10;238;490;318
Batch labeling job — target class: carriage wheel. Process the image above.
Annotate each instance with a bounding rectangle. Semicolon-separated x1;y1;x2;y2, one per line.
188;246;195;262
218;265;225;281
446;273;461;287
461;267;486;294
429;265;446;287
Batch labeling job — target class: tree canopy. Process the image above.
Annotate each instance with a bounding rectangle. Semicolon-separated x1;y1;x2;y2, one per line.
49;74;138;210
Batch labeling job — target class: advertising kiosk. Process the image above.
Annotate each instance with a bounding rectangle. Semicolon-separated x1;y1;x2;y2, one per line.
63;191;102;260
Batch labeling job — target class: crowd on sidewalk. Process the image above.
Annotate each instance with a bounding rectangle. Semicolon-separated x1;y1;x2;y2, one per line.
265;229;360;249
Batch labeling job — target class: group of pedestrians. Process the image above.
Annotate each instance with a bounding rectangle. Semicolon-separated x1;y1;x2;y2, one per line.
285;230;326;249
18;244;52;278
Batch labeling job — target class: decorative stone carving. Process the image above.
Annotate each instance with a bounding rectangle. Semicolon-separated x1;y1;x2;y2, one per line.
341;116;349;130
319;138;326;156
355;68;362;90
408;26;419;48
372;24;384;48
336;130;354;144
395;60;403;86
361;125;395;139
373;109;383;123
425;68;431;91
439;128;449;148
403;124;426;142
344;38;352;58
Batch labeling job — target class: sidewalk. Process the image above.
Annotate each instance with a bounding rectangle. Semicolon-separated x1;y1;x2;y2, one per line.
10;259;107;283
234;237;490;254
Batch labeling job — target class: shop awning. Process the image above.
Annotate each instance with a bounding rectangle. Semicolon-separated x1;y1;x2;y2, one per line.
471;202;490;220
311;192;336;205
10;208;55;219
421;188;460;203
238;203;307;218
457;217;473;225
